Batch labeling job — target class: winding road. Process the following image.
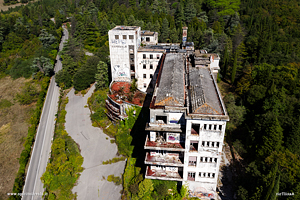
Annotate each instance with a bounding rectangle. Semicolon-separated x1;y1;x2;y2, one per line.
22;27;68;200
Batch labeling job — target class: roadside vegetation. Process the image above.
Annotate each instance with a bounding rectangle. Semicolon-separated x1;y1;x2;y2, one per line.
41;89;83;200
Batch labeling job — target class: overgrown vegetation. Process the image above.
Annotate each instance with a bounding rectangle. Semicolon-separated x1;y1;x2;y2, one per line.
107;174;122;185
9;76;49;200
41;89;83;200
102;156;126;165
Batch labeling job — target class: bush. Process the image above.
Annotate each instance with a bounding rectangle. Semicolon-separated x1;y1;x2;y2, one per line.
9;58;34;79
107;175;122;185
55;70;72;89
15;83;39;105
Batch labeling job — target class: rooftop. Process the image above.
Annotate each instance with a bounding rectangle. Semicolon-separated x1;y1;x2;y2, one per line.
141;30;156;36
154;53;185;107
194;50;220;60
111;26;139;31
138;47;165;53
109;81;146;107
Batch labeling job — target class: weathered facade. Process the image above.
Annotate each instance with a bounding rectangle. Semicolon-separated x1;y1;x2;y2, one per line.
144;53;229;199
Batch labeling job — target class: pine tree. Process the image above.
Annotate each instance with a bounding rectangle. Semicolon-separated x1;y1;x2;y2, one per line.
95;61;109;89
160;18;170;42
223;44;229;78
231;51;237;84
184;0;196;23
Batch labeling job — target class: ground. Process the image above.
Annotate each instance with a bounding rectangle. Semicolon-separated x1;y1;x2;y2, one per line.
65;84;125;200
0;0;38;11
0;76;39;200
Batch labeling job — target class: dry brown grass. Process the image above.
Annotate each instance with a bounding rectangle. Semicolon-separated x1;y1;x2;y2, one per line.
0;0;38;12
0;76;39;200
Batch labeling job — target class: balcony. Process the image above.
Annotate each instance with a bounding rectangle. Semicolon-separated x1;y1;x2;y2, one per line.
144;136;185;151
145;152;184;167
145;123;182;132
145;166;183;181
105;100;120;114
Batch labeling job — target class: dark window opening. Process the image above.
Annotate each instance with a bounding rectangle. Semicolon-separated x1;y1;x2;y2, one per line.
150;54;153;59
212;142;215;147
131;65;135;71
191;124;200;135
188;172;195;181
150;74;153;79
129;35;134;39
219;125;222;130
143;64;146;69
216;142;220;147
150;64;153;69
204;124;207;130
156;116;167;124
123;35;127;39
209;124;212;130
146;37;150;42
202;141;205;147
212;173;215;178
143;54;146;59
214;158;217;162
115;35;119;39
214;125;217;130
143;74;146;78
190;141;198;151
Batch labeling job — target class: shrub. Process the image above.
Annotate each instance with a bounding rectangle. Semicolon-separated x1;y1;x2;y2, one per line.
15;83;39;105
0;99;13;109
55;70;72;89
81;89;87;96
107;175;122;185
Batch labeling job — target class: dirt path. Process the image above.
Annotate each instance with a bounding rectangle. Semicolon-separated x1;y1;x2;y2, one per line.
0;0;38;12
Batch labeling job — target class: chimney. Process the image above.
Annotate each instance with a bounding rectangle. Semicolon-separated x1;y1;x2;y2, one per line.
182;27;188;49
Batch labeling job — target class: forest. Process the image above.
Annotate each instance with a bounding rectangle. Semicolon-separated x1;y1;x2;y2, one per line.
1;0;300;199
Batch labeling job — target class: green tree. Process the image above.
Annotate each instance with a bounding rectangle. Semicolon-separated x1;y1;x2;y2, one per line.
95;61;109;89
160;18;169;42
169;28;178;43
185;0;196;23
231;51;237;84
55;70;72;89
31;56;53;76
39;29;57;48
138;179;154;199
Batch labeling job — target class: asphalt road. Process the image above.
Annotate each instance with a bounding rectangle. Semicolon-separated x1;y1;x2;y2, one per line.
22;27;69;200
65;86;125;200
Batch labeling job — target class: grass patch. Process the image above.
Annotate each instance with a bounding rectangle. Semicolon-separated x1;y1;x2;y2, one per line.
0;99;13;109
102;156;126;165
110;139;115;143
107;175;122;185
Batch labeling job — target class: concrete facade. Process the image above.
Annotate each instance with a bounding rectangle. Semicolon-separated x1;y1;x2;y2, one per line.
141;30;158;45
137;48;165;92
108;26;141;82
144;53;229;200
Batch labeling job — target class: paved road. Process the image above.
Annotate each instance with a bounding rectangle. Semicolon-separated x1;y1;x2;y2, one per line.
65;86;125;200
22;27;69;200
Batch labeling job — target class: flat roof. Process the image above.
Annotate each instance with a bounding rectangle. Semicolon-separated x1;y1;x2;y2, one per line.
111;26;139;31
141;30;156;36
154;53;185;107
138;47;165;53
194;50;219;60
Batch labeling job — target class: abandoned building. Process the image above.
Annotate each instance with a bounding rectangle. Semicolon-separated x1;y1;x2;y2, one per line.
144;52;229;199
107;26;229;199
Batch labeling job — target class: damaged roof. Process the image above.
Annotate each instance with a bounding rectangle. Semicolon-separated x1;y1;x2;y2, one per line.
154;53;185;107
189;67;223;115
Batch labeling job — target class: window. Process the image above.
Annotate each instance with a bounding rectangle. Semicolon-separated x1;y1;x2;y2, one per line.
150;64;153;69
212;173;215;178
191;124;200;135
150;54;153;59
209;124;212;130
144;83;147;88
146;37;150;42
204;124;207;130
157;54;160;59
115;35;119;39
219;125;222;130
188;172;195;181
143;74;146;78
150;74;153;79
190;141;198;151
216;142;220;147
129;35;134;39
188;156;197;166
143;54;146;59
156;116;167;124
211;142;215;147
143;64;146;69
200;157;203;162
214;125;217;130
123;35;127;39
214;158;217;162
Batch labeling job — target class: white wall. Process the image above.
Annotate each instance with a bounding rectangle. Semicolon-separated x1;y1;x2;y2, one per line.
108;27;141;82
137;51;163;92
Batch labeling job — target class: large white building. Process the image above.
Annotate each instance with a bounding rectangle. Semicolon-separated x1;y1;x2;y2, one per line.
108;26;141;82
144;53;229;199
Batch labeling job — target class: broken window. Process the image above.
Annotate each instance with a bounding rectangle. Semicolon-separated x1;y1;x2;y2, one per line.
143;83;147;88
156;116;167;124
150;64;153;69
190;141;198;151
143;54;146;59
150;54;153;59
143;64;146;69
191;124;200;135
150;74;153;79
219;125;222;130
188;172;195;181
143;74;146;78
146;37;150;42
188;156;197;166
